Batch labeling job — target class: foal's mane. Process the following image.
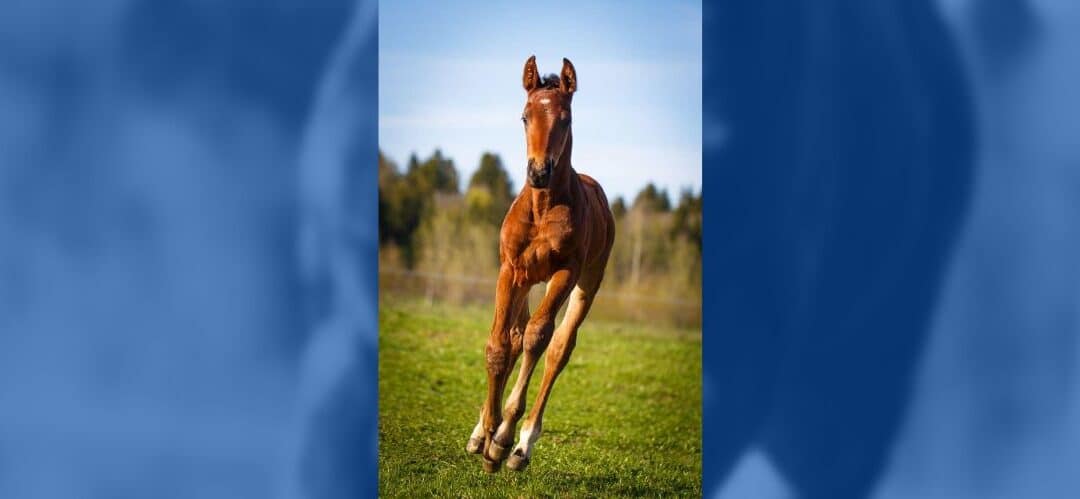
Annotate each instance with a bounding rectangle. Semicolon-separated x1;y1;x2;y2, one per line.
538;73;561;90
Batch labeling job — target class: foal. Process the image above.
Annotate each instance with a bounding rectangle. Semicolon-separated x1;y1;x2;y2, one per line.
466;56;615;472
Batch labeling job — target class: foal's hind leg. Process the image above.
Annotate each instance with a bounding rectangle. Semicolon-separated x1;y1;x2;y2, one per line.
507;269;603;471
467;302;527;454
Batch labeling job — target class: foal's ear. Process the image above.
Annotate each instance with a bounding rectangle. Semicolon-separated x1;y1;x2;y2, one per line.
560;58;577;94
523;55;539;92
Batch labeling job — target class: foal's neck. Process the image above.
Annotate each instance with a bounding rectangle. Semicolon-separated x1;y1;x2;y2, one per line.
530;134;575;221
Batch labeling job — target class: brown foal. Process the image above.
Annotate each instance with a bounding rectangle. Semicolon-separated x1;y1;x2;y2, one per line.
465;56;615;472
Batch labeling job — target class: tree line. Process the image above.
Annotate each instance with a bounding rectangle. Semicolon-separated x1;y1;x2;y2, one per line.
379;149;701;326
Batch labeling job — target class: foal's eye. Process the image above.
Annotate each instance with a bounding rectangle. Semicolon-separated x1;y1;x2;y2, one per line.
521;114;527;124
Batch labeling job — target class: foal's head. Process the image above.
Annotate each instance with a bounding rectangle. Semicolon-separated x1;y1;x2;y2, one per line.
521;55;577;189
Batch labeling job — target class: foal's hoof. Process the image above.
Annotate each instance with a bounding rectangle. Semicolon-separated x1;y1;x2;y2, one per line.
506;450;530;471
466;437;484;455
486;439;512;462
482;457;502;473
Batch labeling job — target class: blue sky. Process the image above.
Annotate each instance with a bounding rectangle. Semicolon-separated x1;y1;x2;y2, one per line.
379;0;701;201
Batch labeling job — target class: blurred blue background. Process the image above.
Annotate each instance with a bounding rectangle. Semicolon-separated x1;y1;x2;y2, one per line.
0;1;377;497
5;0;1080;498
705;0;1080;497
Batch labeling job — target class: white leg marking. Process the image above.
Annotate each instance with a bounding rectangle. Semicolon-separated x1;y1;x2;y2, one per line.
469;410;485;440
513;420;542;458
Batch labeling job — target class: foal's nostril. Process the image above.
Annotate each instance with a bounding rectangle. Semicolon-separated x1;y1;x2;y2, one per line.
527;159;551;177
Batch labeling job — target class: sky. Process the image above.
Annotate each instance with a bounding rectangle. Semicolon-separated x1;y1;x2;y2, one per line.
379;0;701;202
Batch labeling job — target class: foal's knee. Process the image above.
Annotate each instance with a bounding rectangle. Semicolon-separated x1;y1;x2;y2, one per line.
485;340;510;378
522;320;554;357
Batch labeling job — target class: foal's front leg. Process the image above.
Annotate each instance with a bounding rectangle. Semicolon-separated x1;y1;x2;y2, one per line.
467;302;526;455
474;265;528;472
488;268;577;466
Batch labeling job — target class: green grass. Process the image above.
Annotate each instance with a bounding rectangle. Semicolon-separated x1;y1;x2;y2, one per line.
379;299;702;498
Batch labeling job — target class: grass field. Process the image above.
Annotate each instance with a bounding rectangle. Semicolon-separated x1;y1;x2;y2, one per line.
379;299;702;498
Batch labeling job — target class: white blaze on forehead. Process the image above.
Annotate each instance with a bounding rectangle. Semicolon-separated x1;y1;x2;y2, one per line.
539;98;551;105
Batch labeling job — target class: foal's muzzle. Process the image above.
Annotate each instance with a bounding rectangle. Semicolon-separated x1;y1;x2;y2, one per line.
527;159;553;188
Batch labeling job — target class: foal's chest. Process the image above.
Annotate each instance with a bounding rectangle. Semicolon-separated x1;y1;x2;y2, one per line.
506;206;577;285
